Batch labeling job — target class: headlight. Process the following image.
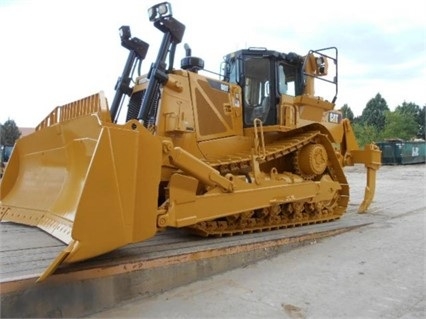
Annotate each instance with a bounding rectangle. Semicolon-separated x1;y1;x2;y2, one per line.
119;26;131;40
148;2;172;22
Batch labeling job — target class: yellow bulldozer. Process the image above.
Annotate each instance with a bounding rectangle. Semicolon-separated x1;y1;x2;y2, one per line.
0;2;381;282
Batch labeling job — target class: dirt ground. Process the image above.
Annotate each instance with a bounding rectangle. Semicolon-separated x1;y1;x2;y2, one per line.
89;164;425;318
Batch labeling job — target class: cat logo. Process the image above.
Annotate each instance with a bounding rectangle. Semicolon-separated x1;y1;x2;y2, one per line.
328;112;342;124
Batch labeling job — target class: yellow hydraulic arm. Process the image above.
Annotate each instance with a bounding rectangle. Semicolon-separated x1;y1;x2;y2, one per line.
340;119;382;213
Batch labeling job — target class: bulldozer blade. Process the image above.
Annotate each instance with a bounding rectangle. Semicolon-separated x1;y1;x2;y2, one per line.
0;114;162;281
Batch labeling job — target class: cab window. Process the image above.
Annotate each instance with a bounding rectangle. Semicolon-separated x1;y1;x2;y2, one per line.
243;57;271;126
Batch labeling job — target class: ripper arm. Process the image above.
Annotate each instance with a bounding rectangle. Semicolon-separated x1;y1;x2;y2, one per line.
340;119;382;213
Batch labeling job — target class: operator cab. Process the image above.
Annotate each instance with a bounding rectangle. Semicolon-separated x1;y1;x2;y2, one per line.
222;47;337;128
222;48;304;127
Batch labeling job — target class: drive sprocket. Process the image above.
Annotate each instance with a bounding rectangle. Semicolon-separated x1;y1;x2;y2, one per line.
293;142;328;180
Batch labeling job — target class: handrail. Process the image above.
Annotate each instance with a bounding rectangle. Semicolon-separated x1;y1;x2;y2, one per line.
253;118;266;159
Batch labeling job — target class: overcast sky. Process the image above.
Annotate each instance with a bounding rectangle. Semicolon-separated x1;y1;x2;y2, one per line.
0;0;425;127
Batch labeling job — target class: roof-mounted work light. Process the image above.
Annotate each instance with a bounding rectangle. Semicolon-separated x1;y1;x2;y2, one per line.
148;2;172;22
119;25;131;40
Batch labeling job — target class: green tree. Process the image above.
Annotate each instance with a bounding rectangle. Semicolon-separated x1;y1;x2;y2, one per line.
360;93;389;130
353;122;381;147
339;104;354;122
0;119;21;146
396;101;420;116
382;110;418;140
395;102;425;139
419;105;425;139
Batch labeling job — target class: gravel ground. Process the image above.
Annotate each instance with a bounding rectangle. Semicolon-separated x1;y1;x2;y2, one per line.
89;164;425;319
